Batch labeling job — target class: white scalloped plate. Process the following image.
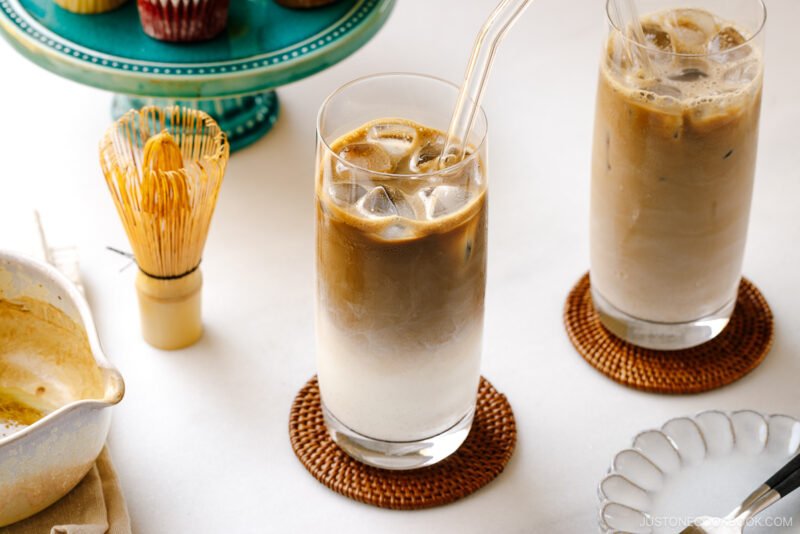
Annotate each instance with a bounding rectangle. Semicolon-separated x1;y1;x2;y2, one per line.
599;410;800;533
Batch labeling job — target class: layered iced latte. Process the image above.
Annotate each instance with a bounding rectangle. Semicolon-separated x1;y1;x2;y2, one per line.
315;74;488;469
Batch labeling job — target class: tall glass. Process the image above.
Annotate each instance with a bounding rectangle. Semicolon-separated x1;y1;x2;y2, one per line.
590;0;766;350
315;73;488;469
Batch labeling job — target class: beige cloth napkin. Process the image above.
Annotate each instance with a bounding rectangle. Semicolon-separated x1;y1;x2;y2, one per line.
0;211;132;534
0;448;132;534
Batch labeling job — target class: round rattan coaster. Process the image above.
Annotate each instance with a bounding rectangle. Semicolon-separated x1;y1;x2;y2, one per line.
564;273;773;394
289;376;516;510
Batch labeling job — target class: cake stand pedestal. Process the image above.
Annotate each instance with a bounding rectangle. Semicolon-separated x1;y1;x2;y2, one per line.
110;92;279;152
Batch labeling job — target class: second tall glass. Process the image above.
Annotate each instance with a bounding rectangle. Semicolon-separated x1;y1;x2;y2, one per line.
315;73;488;469
590;0;766;350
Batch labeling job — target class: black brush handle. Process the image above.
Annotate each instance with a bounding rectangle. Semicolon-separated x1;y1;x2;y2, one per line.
765;452;800;490
773;462;800;498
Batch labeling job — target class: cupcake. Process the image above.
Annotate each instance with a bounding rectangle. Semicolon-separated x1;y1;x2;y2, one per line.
137;0;230;42
55;0;128;14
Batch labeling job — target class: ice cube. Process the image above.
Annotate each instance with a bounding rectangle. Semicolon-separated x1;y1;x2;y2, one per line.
366;123;419;157
724;59;760;85
409;136;445;173
668;8;717;52
337;143;393;175
648;83;682;99
641;23;675;65
668;67;708;82
378;222;413;240
642;23;673;52
385;187;417;219
440;157;482;190
418;185;472;219
355;186;415;219
328;182;367;206
708;27;751;63
709;26;745;50
356;186;396;218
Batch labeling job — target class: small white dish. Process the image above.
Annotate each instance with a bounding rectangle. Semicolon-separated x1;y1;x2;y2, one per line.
599;410;800;534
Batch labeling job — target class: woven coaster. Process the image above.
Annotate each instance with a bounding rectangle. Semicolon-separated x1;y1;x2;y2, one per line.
289;376;516;510
564;273;773;394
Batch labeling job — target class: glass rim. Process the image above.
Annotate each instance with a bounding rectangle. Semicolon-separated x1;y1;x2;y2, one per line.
604;0;767;59
316;72;488;180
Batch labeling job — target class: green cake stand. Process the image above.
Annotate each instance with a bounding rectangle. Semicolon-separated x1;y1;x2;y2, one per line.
0;0;394;150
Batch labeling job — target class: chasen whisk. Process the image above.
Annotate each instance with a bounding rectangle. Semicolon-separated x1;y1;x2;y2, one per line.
99;106;229;350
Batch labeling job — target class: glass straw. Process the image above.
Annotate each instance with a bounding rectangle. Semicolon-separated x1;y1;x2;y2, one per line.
611;0;652;73
440;0;532;167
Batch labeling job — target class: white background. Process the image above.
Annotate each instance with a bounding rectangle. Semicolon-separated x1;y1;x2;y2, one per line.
1;0;800;532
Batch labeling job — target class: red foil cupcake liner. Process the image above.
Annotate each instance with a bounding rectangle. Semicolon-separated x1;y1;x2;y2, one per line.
137;0;229;42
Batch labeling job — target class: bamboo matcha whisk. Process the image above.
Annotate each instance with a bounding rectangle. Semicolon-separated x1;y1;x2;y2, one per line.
99;106;229;350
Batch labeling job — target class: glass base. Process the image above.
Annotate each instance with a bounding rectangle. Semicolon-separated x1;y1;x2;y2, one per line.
111;91;279;152
322;403;474;470
591;287;736;350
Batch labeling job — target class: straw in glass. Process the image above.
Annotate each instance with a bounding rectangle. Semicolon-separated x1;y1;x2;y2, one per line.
611;0;652;73
440;0;532;167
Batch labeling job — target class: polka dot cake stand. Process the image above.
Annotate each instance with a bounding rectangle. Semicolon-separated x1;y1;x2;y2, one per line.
0;0;394;150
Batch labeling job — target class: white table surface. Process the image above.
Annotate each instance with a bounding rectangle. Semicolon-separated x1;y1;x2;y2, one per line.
2;1;800;532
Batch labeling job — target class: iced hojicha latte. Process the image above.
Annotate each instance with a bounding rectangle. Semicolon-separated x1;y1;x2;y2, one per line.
590;2;765;349
316;100;487;468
